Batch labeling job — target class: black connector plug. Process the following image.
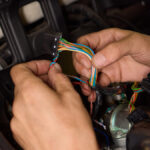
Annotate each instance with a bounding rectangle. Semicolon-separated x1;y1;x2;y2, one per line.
33;32;62;60
141;73;150;94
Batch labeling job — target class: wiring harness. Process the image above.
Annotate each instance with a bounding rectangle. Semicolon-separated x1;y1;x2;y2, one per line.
50;37;98;88
128;82;143;113
50;36;144;115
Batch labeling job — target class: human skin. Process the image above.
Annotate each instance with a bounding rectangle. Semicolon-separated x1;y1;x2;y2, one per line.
73;28;150;102
10;60;99;150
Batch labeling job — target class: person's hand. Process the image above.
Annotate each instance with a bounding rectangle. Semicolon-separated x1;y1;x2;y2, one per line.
10;60;98;150
73;28;150;102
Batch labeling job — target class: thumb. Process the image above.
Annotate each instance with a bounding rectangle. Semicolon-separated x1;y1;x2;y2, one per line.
92;37;133;69
48;63;75;95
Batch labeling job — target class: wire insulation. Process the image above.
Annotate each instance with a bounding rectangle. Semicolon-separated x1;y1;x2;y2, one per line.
128;82;143;113
58;38;97;88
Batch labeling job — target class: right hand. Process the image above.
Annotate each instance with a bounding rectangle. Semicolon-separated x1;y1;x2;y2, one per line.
73;28;150;102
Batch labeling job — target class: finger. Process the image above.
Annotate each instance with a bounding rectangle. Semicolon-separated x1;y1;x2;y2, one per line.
99;61;123;84
77;28;131;51
88;91;96;102
81;88;91;96
39;74;49;84
81;82;91;92
11;60;51;85
92;35;134;69
73;61;91;79
81;83;92;96
26;60;51;75
72;52;92;69
11;61;58;102
48;63;76;95
98;55;150;85
98;72;111;87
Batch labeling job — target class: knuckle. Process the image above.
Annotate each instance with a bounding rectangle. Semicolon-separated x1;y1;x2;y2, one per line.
130;32;140;41
10;118;16;133
104;28;120;35
10;64;22;77
72;52;77;59
72;56;78;66
111;28;120;32
74;53;81;61
77;36;85;43
12;103;18;116
12;100;23;118
19;80;37;105
75;63;83;74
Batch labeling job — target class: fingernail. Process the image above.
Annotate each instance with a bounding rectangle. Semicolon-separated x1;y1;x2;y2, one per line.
80;59;91;69
81;69;91;78
50;63;62;73
93;54;106;68
54;63;62;72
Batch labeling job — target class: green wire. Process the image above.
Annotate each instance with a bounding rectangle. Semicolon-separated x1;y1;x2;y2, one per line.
131;84;141;91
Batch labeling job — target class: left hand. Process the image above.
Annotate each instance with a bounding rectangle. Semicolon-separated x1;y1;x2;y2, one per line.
10;60;98;150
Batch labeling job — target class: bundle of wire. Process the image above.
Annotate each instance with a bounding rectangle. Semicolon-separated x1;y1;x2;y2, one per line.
128;82;143;113
57;38;98;88
49;38;98;114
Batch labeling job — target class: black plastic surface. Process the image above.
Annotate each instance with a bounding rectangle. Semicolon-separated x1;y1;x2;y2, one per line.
0;0;67;102
0;0;67;65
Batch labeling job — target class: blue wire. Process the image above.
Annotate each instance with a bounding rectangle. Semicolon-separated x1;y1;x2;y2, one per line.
74;43;95;55
94;128;110;147
60;38;95;55
50;52;60;67
59;41;97;87
50;62;56;67
67;75;87;84
59;44;92;59
93;69;97;87
53;52;59;61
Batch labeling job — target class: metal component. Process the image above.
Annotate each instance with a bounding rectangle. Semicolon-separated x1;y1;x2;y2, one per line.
113;94;122;101
94;84;120;95
109;104;131;149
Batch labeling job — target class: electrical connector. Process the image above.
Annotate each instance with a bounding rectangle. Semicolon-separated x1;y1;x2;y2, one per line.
33;32;62;59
